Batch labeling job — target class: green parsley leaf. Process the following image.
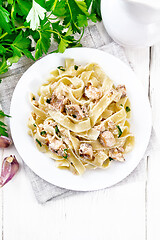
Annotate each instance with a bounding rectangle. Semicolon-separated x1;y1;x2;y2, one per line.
91;0;102;21
0;121;8;137
109;157;114;161
40;130;46;135
36;138;42;147
26;0;46;30
46;98;51;104
63;149;68;159
74;65;78;70
77;14;88;27
35;22;51;60
116;125;123;138
0;6;12;34
72;114;77;118
33;124;37;127
0;57;9;75
55;125;59;134
0;79;2;83
0;110;11;118
57;66;65;71
120;104;123;107
126;106;131;112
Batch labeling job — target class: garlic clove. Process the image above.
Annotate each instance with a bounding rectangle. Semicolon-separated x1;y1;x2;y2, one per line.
0;155;19;188
0;136;12;148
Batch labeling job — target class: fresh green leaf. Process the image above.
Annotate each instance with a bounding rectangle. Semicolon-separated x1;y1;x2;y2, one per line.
57;66;65;71
51;0;66;16
91;0;101;21
36;138;42;146
126;106;131;112
116;125;123;138
58;38;69;53
72;114;77;118
33;124;36;127
46;98;51;103
0;57;9;75
0;6;12;33
120;104;123;107
74;65;78;70
74;0;88;15
77;14;88;27
0;110;11;118
0;120;8;137
40;130;46;135
55;125;59;134
35;22;51;59
63;148;68;159
26;0;46;30
109;157;114;161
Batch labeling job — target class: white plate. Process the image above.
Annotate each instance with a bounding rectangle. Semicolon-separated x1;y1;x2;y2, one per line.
10;48;152;191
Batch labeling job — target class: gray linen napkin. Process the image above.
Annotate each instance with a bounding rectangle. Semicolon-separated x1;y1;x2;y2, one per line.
0;23;151;204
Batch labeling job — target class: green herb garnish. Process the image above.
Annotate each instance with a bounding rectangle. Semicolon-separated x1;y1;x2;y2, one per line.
0;1;101;76
0;110;11;137
40;131;46;136
33;124;36;127
63;149;68;159
72;114;77;118
0;121;8;137
0;80;2;83
109;157;114;161
46;98;51;104
32;96;35;100
36;139;42;147
55;125;59;134
57;66;65;71
126;106;131;112
0;110;11;118
120;104;123;107
74;65;78;70
116;125;123;138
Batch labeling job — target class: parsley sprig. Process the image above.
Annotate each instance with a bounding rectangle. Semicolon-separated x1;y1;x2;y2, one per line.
0;110;11;137
0;0;101;77
116;125;123;138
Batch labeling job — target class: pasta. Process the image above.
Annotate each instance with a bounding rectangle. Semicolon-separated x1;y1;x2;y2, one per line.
28;59;134;175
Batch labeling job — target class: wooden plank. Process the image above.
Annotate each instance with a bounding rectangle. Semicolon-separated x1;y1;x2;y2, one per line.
147;43;160;240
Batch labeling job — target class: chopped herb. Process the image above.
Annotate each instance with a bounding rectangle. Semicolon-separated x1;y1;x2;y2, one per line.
57;66;65;71
0;110;11;118
116;125;123;138
120;104;123;107
55;125;59;134
109;157;114;161
33;124;36;127
126;106;131;112
40;131;46;136
72;114;77;118
0;79;2;83
46;98;51;104
36;139;42;147
63;149;68;159
74;65;78;70
32;96;35;100
0;121;8;137
71;162;73;165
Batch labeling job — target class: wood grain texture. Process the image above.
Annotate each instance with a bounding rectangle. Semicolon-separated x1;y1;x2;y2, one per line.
147;43;160;240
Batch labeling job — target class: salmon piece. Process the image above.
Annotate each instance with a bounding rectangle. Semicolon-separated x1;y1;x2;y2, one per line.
109;147;125;162
79;143;93;160
50;94;65;112
99;130;116;148
116;85;126;98
65;104;84;120
49;138;67;157
84;85;102;100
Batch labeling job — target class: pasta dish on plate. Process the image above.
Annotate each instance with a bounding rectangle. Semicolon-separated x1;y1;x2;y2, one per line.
28;59;134;175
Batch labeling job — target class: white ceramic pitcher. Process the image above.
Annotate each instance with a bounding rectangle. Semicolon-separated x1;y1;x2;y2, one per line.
101;0;160;47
